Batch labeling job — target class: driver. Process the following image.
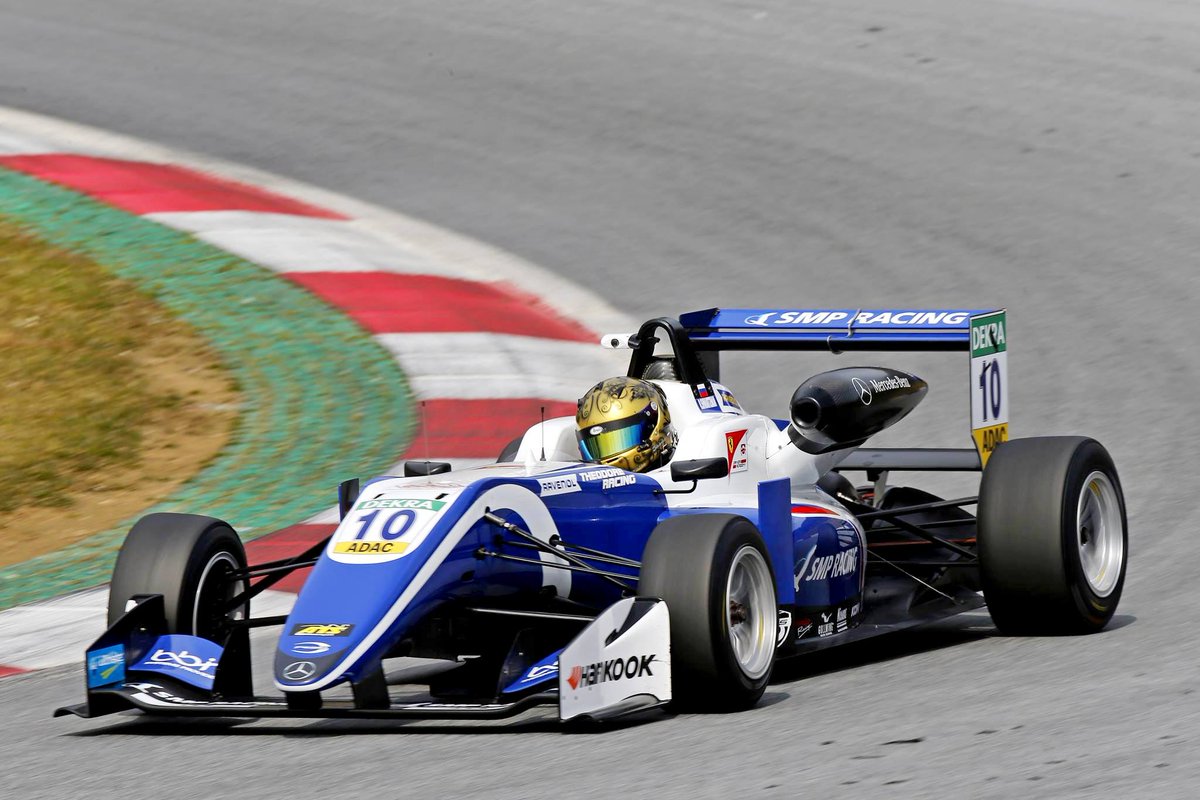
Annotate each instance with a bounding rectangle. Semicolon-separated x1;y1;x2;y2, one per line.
576;377;677;472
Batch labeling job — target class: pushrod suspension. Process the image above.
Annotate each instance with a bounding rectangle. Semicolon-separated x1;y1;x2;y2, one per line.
854;496;978;520
554;539;641;568
481;511;634;594
868;517;976;536
475;548;638;585
221;534;332;614
846;497;979;560
505;539;640;569
227;614;290;629
870;514;978;560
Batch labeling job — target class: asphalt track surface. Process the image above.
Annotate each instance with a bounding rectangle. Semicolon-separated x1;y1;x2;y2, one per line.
1;1;1198;797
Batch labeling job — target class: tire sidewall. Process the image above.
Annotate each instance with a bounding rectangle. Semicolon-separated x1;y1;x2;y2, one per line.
1058;441;1128;630
183;534;248;639
108;513;247;638
979;437;1128;634
640;513;777;710
706;525;777;695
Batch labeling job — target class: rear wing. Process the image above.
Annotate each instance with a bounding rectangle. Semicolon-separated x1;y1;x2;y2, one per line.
677;308;987;352
603;308;1009;467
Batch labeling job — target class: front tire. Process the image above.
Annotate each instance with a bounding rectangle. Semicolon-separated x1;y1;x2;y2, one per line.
978;437;1127;634
107;512;249;641
639;514;776;711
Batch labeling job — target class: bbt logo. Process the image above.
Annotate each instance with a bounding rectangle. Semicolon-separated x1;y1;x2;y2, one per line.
149;649;218;674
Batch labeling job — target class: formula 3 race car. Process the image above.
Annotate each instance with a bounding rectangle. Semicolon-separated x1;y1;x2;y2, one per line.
57;308;1128;725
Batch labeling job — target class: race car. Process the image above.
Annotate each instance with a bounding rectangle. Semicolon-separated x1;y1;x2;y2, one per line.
57;308;1128;724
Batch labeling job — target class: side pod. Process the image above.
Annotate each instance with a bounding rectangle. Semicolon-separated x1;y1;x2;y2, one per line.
558;597;671;722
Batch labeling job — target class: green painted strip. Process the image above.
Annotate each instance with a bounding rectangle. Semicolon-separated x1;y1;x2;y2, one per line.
0;166;415;610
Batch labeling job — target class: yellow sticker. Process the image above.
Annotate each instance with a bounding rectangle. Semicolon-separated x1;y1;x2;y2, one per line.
333;541;409;555
290;624;352;636
972;423;1009;467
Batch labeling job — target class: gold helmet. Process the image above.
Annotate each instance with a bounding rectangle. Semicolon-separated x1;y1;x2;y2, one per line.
576;377;677;473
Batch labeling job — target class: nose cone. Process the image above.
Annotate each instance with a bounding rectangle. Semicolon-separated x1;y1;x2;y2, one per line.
271;554;422;691
271;543;430;691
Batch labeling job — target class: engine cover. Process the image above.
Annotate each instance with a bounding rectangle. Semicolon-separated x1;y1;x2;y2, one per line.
789;367;927;453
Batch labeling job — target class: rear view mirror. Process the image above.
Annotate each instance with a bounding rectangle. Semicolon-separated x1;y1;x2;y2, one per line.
404;461;452;477
337;478;360;520
670;458;729;482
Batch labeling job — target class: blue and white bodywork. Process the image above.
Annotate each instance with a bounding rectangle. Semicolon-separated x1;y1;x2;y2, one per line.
271;374;870;696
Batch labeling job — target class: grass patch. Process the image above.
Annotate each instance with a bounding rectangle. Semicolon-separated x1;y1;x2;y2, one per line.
0;218;204;513
0;165;412;606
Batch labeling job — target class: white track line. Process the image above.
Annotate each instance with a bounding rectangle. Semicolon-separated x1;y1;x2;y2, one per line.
145;211;466;277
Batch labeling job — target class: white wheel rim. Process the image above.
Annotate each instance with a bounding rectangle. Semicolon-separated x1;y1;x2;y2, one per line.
193;551;245;636
1076;471;1123;597
725;545;776;680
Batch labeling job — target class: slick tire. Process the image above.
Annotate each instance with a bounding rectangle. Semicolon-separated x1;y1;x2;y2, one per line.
978;437;1127;634
107;512;249;640
640;514;776;711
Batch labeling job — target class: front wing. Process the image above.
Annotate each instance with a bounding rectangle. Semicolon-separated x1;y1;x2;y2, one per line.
56;680;556;721
55;595;670;725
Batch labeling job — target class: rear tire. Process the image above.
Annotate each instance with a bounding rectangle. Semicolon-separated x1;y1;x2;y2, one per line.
107;512;249;641
639;514;776;711
978;437;1127;634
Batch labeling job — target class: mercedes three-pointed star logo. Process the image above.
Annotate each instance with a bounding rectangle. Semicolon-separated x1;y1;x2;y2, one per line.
283;661;316;680
851;377;873;406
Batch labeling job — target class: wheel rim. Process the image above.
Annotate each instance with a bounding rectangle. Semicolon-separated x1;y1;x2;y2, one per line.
725;545;776;680
193;551;246;639
1076;471;1124;597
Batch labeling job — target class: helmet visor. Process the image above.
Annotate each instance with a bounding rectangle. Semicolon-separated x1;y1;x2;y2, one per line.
577;411;656;462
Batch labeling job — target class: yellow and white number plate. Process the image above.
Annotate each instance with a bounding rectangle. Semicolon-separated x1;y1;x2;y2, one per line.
328;496;448;564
